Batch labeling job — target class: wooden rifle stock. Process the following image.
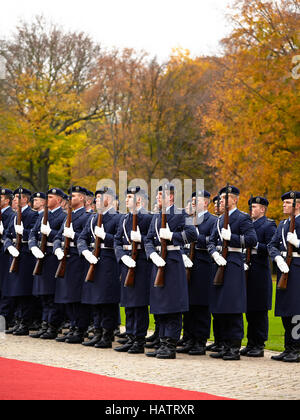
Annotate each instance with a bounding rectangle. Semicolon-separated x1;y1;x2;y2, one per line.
9;187;22;274
213;184;230;286
124;197;138;288
33;186;49;276
245;195;253;284
85;198;103;283
55;189;72;279
154;192;167;288
277;195;296;290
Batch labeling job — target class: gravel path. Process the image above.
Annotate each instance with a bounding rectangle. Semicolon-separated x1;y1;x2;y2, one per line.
1;331;300;400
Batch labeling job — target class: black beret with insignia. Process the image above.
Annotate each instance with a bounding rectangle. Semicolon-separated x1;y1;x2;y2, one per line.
281;191;300;201
219;185;240;196
248;196;269;207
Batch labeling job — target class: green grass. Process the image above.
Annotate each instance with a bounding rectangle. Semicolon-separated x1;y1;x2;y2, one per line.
120;277;285;352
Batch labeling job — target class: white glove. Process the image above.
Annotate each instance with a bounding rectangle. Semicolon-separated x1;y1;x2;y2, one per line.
8;245;19;257
287;231;300;248
82;249;98;265
275;255;289;273
244;263;249;271
15;222;24;236
121;255;136;268
0;222;4;236
212;251;227;266
221;225;231;241
41;221;51;237
150;252;166;267
55;248;64;261
159;223;173;241
31;246;44;259
95;225;106;240
63;223;75;240
130;226;141;243
182;254;193;268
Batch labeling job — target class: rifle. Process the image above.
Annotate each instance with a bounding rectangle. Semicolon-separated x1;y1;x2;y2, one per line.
277;193;296;290
85;194;103;283
245;194;253;284
55;187;73;279
154;186;167;288
186;202;196;284
213;183;230;286
33;186;49;276
124;192;138;288
9;186;22;274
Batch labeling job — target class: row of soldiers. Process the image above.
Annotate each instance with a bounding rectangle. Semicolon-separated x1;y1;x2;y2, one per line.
0;183;299;362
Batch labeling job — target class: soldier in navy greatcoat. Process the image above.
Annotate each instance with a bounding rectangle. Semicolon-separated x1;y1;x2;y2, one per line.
3;187;39;335
241;196;276;357
114;187;153;354
177;190;217;356
53;186;92;344
207;185;257;360
77;187;122;349
0;188;16;326
268;191;300;363
144;183;197;359
28;188;67;339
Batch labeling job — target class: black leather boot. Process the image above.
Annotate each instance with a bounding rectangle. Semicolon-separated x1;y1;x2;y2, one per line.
65;327;85;343
222;340;241;361
176;339;194;354
30;321;48;338
114;334;134;352
82;328;103;347
128;337;145;354
283;347;300;363
13;323;30;336
40;324;59;340
209;342;229;359
156;338;177;359
94;329;113;348
247;345;265;358
146;338;166;357
188;340;206;356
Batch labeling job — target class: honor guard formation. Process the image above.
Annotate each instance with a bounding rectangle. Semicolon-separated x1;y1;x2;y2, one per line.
0;183;299;362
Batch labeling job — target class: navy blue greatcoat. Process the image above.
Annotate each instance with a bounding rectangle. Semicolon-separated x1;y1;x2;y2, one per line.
78;209;122;305
53;207;91;304
3;207;39;297
268;215;300;317
247;216;277;312
189;211;217;306
207;209;258;314
0;207;15;291
114;210;153;308
144;205;197;315
29;207;66;296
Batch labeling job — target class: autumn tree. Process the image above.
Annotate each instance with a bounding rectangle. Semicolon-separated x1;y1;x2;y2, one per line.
203;0;300;219
0;16;107;191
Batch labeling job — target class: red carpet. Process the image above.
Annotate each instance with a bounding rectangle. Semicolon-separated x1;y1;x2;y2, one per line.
0;357;230;400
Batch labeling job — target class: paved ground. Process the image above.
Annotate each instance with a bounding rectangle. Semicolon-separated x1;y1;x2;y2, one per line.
1;331;300;400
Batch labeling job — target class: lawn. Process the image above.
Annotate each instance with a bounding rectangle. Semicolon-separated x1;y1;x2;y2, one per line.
120;279;285;352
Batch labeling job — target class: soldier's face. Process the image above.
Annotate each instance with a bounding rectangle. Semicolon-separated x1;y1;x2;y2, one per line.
220;193;238;210
283;199;300;215
156;191;173;209
251;203;266;220
71;192;84;209
48;194;60;210
33;198;45;211
126;194;135;210
13;194;29;208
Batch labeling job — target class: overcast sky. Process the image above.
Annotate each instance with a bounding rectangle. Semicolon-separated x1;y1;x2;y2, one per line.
0;0;235;62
